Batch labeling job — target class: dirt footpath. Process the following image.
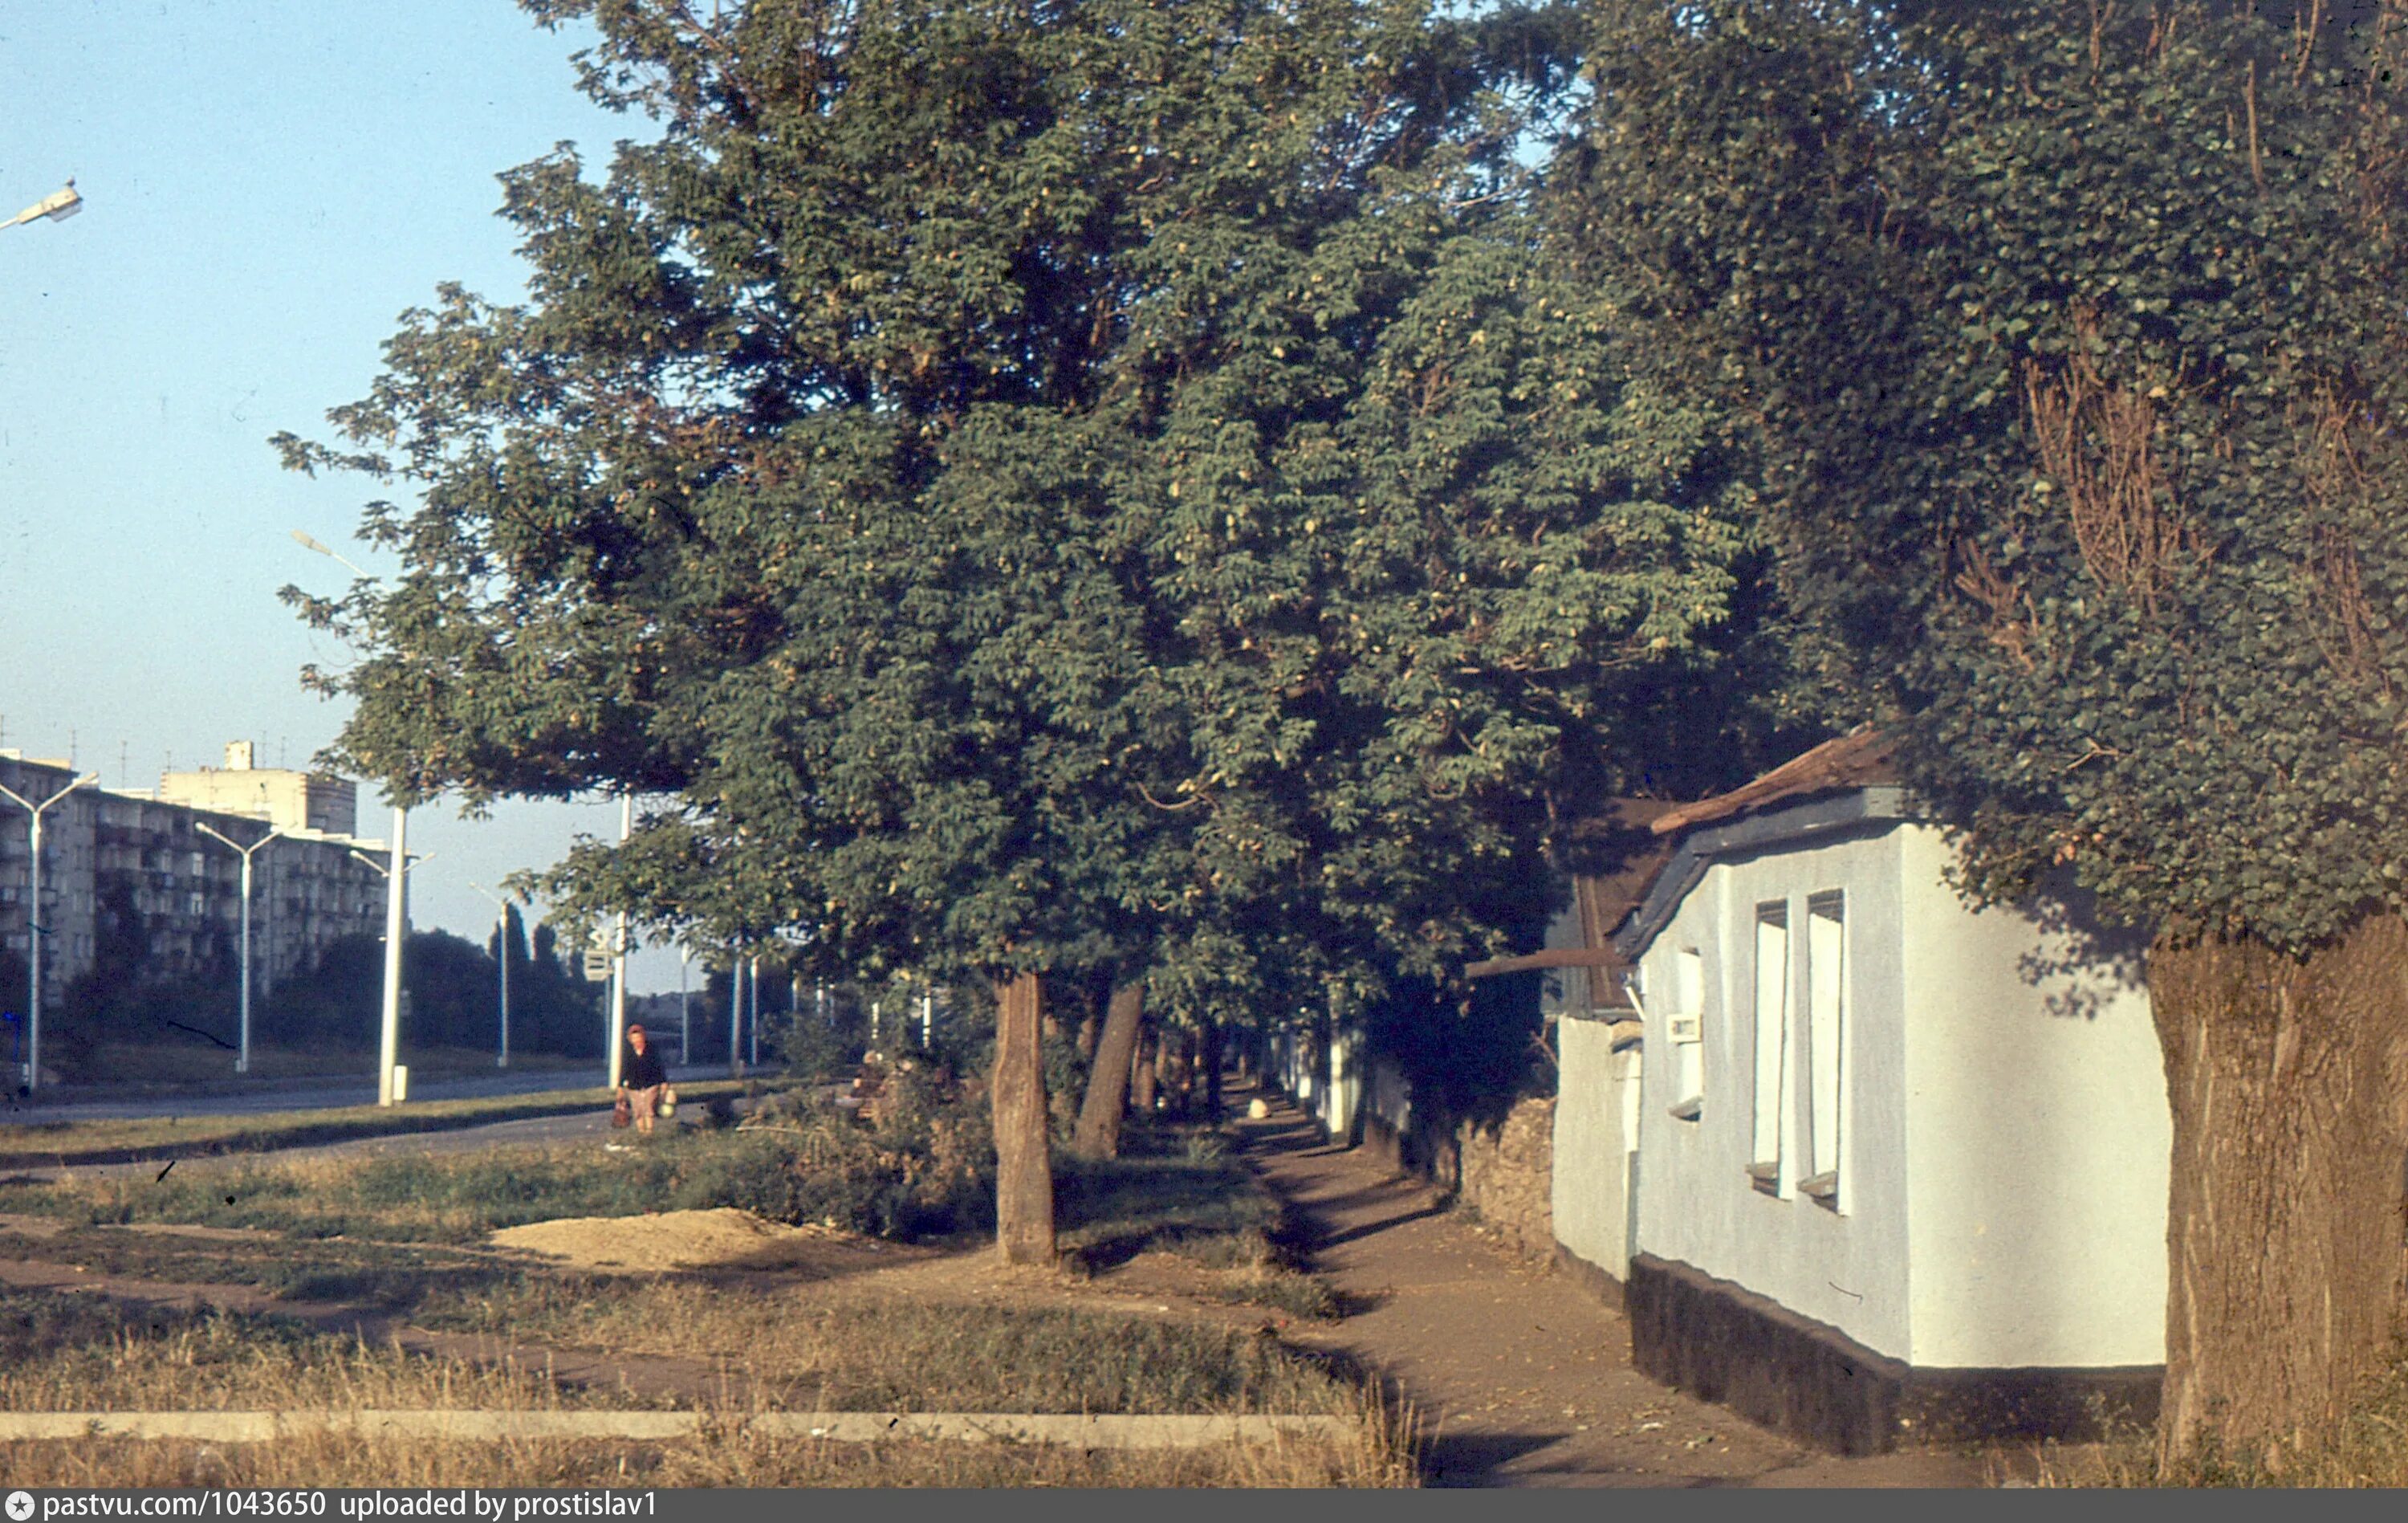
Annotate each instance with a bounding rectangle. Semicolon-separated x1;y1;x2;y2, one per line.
1234;1090;2033;1488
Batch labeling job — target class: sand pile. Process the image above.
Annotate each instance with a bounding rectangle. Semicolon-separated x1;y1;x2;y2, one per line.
490;1207;879;1273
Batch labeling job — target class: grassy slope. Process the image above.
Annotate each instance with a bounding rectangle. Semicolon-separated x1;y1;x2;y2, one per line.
0;1080;754;1167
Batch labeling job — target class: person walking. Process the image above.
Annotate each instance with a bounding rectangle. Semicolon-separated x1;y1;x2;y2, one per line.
618;1023;672;1136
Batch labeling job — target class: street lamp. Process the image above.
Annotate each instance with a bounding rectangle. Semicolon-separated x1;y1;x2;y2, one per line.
344;839;432;1106
0;770;96;1093
607;792;632;1089
469;882;514;1069
193;819;286;1076
3;181;81;230
679;946;694;1069
295;528;412;1108
289;529;371;580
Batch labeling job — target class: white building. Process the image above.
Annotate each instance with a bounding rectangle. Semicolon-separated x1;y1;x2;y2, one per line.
1544;731;2171;1452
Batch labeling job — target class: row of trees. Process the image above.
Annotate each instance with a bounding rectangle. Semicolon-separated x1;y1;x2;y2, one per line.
46;890;611;1062
280;0;2408;1461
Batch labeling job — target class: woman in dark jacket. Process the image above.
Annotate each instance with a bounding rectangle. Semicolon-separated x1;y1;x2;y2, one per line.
619;1024;671;1135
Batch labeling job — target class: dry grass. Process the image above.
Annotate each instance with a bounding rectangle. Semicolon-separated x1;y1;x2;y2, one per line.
0;1106;1406;1485
0;1283;1409;1488
0;1289;624;1414
420;1274;1361;1416
0;1423;1412;1488
2036;1351;2408;1488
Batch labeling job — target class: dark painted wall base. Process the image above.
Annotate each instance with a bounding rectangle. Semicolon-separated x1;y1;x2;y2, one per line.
1626;1253;2161;1455
1552;1240;1626;1313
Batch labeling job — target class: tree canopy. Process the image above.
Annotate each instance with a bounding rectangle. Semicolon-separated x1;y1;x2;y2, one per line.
1553;0;2408;1459
283;0;1764;1012
1558;0;2408;947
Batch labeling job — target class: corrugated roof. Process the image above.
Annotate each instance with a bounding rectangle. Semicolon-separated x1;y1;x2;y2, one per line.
1645;727;1898;838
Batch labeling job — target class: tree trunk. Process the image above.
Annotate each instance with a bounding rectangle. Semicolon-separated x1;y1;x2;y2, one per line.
1132;1020;1157;1114
1073;977;1145;1159
990;971;1056;1266
2150;915;2408;1469
1202;1020;1224;1117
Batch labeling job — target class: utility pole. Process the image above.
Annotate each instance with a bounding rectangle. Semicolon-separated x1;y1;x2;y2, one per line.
470;883;514;1069
0;770;96;1093
193;821;286;1076
749;953;762;1069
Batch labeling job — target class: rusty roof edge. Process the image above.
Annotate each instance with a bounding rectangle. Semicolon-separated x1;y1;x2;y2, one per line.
1646;728;1898;838
1615;787;1912;962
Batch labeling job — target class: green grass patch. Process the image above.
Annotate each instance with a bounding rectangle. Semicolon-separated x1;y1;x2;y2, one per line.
0;1130;807;1244
0;1080;755;1169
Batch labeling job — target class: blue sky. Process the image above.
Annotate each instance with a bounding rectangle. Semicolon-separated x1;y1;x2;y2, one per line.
0;0;700;992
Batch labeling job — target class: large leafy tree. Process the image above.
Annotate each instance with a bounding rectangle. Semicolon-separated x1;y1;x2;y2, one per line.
1560;0;2408;1460
284;0;1761;1260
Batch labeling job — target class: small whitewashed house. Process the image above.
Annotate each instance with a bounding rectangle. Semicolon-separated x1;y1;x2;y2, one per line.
1531;731;2173;1452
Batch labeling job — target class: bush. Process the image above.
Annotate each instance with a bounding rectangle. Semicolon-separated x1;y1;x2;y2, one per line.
734;1061;996;1240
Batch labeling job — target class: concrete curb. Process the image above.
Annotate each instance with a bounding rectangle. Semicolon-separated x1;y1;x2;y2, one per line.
0;1410;1355;1448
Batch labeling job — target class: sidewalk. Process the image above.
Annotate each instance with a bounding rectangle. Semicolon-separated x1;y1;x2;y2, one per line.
1232;1086;2024;1488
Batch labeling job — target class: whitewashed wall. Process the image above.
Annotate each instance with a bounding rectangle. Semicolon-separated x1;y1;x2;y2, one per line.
1630;828;1917;1360
1896;831;2169;1369
1317;1027;1362;1139
1554;1013;1641;1282
1365;1052;1412;1140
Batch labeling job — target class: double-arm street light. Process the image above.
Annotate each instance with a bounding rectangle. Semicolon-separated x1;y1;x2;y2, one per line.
0;771;96;1093
3;181;81;231
294;527;418;1109
193;820;286;1076
347;841;433;1106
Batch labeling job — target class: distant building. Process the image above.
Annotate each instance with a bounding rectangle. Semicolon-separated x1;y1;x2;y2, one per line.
156;741;359;836
0;747;388;1011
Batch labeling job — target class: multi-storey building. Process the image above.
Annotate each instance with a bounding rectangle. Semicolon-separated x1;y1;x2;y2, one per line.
0;745;389;1010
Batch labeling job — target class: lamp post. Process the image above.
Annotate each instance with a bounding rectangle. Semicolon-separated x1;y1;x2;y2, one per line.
606;792;631;1089
193;820;286;1076
344;837;431;1106
375;806;408;1105
679;947;694;1069
3;181;82;231
295;529;413;1106
469;882;515;1069
0;771;96;1093
727;954;744;1079
749;952;762;1069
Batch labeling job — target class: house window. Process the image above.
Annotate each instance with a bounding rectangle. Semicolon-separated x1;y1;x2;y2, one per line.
1803;891;1847;1207
1668;947;1706;1121
189;850;206;878
1750;902;1790;1192
188;891;206;917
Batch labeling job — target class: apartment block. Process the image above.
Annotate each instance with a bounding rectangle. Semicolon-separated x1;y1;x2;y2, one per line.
0;747;389;1009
